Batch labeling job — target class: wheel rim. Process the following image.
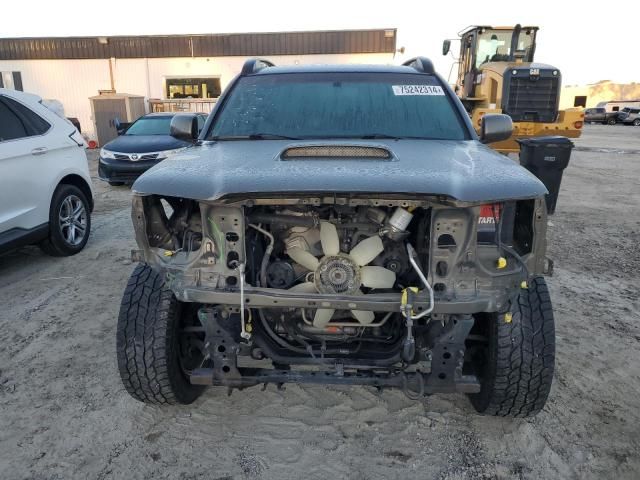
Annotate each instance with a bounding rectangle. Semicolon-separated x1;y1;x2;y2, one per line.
58;194;87;246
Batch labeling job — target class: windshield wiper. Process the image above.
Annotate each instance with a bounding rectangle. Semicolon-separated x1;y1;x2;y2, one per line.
210;133;301;140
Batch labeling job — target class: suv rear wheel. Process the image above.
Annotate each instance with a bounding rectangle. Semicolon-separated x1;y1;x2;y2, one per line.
116;264;206;405
469;277;555;417
40;184;91;256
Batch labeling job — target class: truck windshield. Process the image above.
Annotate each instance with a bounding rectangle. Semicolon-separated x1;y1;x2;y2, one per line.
209;73;468;141
475;28;536;67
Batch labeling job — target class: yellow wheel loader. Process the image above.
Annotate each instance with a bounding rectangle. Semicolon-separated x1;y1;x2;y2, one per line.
443;25;583;153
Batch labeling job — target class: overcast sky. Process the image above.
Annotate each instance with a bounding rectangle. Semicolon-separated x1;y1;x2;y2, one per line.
3;0;636;85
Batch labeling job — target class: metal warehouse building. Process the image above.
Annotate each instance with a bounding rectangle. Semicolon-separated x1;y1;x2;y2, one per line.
0;29;397;143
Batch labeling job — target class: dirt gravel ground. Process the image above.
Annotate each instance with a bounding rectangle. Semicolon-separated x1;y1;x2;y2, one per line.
1;125;639;480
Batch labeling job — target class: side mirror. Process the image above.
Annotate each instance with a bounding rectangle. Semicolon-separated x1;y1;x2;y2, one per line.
170;114;198;142
116;122;132;135
442;39;451;56
480;114;513;144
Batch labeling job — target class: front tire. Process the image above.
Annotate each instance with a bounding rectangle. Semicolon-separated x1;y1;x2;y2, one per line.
607;118;616;125
40;184;91;256
116;264;205;405
633;119;640;126
469;277;555;417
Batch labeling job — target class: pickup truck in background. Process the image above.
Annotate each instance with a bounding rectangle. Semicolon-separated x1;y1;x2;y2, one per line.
584;107;620;125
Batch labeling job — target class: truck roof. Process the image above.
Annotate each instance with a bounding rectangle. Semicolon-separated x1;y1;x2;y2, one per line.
252;64;424;76
459;25;539;35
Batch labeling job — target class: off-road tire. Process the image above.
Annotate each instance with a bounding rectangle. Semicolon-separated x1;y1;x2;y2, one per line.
116;263;205;405
469;277;555;417
40;184;91;256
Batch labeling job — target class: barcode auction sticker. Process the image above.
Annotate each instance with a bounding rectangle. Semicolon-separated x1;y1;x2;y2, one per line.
392;85;445;96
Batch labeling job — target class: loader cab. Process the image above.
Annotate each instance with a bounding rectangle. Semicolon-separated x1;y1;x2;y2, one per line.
447;25;538;99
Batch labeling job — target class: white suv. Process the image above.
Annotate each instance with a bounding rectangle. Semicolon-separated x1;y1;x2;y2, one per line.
0;89;94;256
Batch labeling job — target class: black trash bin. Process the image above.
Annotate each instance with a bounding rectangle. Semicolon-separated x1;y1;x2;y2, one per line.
517;136;574;214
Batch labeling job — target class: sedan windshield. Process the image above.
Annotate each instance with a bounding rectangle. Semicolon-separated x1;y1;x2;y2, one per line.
209;73;469;141
126;116;172;135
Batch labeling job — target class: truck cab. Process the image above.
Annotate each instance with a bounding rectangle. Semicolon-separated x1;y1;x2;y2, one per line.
585;107;620;125
453;25;539;108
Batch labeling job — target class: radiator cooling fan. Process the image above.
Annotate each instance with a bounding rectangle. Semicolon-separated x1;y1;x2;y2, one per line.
286;222;396;327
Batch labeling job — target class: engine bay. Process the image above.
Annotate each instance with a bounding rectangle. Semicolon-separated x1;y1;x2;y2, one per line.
243;205;430;364
133;195;543;361
249;205;425;321
127;193;547;394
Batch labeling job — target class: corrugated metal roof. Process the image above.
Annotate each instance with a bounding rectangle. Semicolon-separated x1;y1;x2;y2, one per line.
0;29;396;60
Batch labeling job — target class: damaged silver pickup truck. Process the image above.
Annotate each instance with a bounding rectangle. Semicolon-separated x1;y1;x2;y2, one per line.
117;58;556;417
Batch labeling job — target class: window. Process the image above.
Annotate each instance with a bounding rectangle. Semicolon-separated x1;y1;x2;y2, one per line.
166;77;221;99
0;99;28;141
3;96;50;135
0;95;50;142
0;71;23;91
574;96;587;108
210;73;468;141
125;116;173;135
612;106;620;112
475;28;536;68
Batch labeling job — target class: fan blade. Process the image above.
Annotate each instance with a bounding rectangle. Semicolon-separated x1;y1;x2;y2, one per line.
320;221;340;256
351;309;375;325
286;247;319;271
313;309;335;328
349;235;384;266
288;282;317;293
360;266;396;289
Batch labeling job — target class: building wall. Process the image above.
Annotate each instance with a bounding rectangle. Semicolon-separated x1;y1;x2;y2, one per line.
0;53;393;140
560;81;640;110
0;59;112;138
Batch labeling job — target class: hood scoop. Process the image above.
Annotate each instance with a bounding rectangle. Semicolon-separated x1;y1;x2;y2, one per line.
281;145;392;160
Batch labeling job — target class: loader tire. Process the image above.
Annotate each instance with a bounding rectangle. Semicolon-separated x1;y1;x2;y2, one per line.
469;277;555;417
116;263;205;405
